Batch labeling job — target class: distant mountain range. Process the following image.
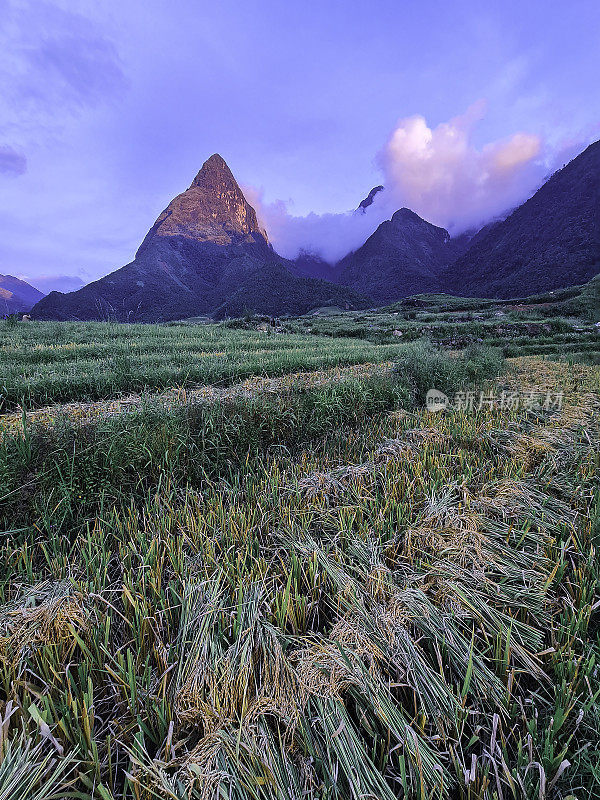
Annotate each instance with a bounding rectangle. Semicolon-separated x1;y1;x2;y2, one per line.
0;274;44;314
31;140;600;321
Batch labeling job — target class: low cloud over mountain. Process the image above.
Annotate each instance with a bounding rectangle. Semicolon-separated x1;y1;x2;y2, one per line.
246;104;562;264
378;101;547;233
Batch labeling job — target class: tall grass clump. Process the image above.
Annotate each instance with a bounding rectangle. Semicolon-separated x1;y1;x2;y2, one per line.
394;339;504;404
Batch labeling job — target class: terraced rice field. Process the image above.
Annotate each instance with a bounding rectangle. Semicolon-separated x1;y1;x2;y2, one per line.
0;320;414;411
0;361;393;437
0;342;598;799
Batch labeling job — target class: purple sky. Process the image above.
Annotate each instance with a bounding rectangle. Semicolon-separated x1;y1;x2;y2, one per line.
1;0;600;291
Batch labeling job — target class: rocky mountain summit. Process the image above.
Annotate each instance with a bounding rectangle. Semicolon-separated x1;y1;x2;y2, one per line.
137;154;269;252
32;155;367;321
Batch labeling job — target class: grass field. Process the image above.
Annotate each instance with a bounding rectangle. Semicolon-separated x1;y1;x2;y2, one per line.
0;320;421;412
284;287;600;361
0;320;599;799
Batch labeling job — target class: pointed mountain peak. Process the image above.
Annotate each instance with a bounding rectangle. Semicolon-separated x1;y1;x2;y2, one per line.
205;152;228;167
190;153;237;189
389;208;451;242
391;207;422;223
136;152;269;255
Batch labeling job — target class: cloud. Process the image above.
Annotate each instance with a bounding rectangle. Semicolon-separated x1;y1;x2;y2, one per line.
27;29;125;108
243;186;390;264
0;2;126;129
243;103;549;262
377;102;546;232
0;3;130;288
0;145;27;177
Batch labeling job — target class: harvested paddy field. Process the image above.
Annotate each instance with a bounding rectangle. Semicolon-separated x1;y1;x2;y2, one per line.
0;361;393;437
0;321;413;412
0;330;598;799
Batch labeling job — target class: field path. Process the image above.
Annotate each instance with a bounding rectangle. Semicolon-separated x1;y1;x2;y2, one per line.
0;361;393;436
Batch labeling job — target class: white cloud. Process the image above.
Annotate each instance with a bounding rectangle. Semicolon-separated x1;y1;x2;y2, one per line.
243;185;389;263
377;102;545;232
243;103;549;263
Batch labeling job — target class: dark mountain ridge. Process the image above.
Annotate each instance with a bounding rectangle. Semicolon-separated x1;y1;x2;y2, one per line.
287;250;336;282
442;140;600;297
333;207;470;305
